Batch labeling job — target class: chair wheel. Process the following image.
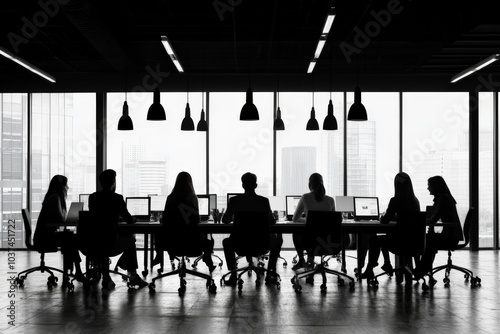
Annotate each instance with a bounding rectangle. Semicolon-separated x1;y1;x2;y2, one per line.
349;281;355;291
67;283;75;294
219;263;223;268
283;263;287;268
142;270;148;277
443;277;450;284
305;276;314;285
338;278;345;286
148;282;156;292
368;278;378;288
209;283;217;294
422;283;429;292
464;274;470;280
157;268;163;274
320;283;327;291
238;279;244;291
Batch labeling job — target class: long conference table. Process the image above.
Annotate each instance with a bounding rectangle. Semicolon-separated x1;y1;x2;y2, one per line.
118;220;396;279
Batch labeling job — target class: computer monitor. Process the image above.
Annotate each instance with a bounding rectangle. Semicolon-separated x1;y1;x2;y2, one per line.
126;197;151;221
268;196;285;212
197;195;211;221
79;194;91;211
209;194;217;211
353;197;380;221
285;195;302;221
149;195;168;212
335;196;354;212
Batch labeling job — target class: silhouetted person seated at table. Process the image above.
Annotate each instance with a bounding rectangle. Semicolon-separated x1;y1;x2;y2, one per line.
361;172;420;279
153;171;216;272
291;172;335;271
415;175;464;278
88;169;148;289
34;174;86;283
222;172;283;286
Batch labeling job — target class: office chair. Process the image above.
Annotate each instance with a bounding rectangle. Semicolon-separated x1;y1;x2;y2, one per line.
291;211;355;292
367;212;427;289
220;211;281;290
148;209;217;294
16;209;71;291
76;211;131;290
426;208;481;289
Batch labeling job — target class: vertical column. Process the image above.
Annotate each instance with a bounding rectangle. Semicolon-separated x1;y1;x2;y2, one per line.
494;92;499;249
343;92;347;196
273;91;277;196
399;92;403;173
206;92;210;195
469;91;479;250
27;94;31;213
96;93;107;191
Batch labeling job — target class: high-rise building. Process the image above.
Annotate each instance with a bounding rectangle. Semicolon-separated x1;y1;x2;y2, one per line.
281;146;317;196
347;121;376;196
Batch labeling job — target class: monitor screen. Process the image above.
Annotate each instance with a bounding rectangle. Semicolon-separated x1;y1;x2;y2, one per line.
286;195;302;217
268;196;285;212
149;195;168;212
353;197;379;220
126;197;150;217
79;194;90;211
197;195;210;218
335;196;354;212
209;194;217;211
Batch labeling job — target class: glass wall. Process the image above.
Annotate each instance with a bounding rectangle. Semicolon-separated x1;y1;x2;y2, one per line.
478;92;494;247
402;93;469;224
209;93;274;209
347;92;399;211
0;94;28;248
107;92;206;197
31;93;97;232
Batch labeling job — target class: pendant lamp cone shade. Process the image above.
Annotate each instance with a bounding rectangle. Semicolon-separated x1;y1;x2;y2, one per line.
274;107;285;130
240;88;259;120
118;101;133;130
197;109;208;131
323;99;338;130
347;86;367;121
147;87;166;120
181;102;195;131
306;107;319;130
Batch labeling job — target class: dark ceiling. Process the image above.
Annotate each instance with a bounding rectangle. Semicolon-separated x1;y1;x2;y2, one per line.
0;0;499;92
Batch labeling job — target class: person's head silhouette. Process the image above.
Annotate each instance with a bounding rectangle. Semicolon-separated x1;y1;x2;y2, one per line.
241;172;257;193
99;169;117;192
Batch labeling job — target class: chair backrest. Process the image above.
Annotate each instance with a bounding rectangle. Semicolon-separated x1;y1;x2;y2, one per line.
21;208;36;251
304;211;343;257
162;202;203;257
457;207;474;249
389;211;427;256
78;211;116;257
232;211;272;257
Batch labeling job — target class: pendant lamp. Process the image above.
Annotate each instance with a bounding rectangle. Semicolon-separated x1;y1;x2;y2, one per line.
274;64;284;130
181;102;194;130
306;77;319;130
347;86;367;121
240;87;259;120
323;56;338;130
118;100;134;130
147;87;166;120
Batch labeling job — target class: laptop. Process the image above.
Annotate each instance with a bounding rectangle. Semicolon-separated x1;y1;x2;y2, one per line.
79;194;91;211
197;195;211;222
126;197;151;222
335;196;354;213
285;195;302;221
353;197;380;221
66;202;84;226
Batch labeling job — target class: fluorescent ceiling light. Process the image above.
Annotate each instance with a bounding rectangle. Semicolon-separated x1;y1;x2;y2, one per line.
451;54;499;83
0;46;56;83
307;61;316;74
160;35;184;73
314;36;327;59
322;9;336;34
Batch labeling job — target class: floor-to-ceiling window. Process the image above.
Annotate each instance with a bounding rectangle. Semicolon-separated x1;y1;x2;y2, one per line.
0;94;28;248
478;92;494;247
346;92;399;211
30;93;96;244
402;93;470;225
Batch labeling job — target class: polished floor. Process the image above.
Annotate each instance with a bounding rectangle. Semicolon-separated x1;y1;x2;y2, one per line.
1;249;498;334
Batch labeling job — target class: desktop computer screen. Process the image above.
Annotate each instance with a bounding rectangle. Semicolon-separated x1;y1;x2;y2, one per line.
79;194;90;211
149;195;168;212
126;197;151;220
